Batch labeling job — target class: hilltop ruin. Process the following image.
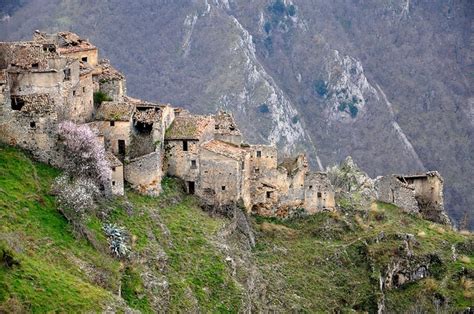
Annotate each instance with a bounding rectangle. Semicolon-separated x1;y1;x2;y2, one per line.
0;31;449;221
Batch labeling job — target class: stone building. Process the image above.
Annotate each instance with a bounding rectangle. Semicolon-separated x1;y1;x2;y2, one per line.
375;171;450;224
164;115;214;194
106;151;124;196
198;139;250;205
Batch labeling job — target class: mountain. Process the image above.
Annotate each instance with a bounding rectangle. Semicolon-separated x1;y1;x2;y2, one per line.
0;0;472;228
1;145;473;312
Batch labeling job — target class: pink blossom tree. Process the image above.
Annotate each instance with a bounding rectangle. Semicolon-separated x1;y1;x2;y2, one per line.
57;121;111;191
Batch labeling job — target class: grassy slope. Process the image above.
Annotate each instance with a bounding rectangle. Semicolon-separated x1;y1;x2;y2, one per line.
0;145;241;312
0;145;472;312
253;203;474;312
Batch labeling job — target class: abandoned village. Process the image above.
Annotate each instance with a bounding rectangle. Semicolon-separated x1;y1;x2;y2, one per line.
0;31;450;222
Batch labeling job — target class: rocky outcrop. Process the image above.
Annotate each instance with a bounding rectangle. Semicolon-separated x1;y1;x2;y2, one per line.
327;156;376;209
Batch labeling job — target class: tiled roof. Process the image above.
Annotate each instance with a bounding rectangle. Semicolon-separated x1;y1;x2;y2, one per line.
201;140;246;160
95;101;134;121
96;60;124;81
55;32;96;53
165;115;212;140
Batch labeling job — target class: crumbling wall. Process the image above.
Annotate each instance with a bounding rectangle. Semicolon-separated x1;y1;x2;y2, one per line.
92;120;132;157
111;164;124;196
375;176;419;213
248;144;278;176
164;139;200;181
304;172;336;214
198;150;243;205
124;151;163;196
68;72;94;123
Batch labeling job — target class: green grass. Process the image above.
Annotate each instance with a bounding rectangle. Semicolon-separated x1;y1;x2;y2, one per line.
0;144;472;312
0;145;121;312
252;202;473;312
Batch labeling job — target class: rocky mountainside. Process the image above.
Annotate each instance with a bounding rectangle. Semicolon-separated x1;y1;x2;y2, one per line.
0;0;472;227
1;145;473;312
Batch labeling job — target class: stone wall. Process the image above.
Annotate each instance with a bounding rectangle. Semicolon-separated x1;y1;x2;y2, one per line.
304;172;336;213
124;151;163;196
375;175;419;213
198;149;243;205
92;120;132;157
111;164;124;196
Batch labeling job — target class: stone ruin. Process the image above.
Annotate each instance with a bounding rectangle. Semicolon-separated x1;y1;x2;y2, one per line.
0;31;451;222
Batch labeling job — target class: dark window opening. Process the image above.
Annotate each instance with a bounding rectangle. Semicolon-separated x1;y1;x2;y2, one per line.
83;87;86;93
317;192;322;198
188;181;195;194
266;191;273;198
30;121;36;128
256;150;262;158
191;160;197;169
215;124;219;130
110;121;115;126
241;161;244;170
43;44;56;53
112;167;116;172
81;56;88;62
73;90;76;96
229;126;235;131
221;186;226;191
118;140;126;156
63;68;71;81
183;140;188;151
11;97;25;110
31;63;39;69
255;168;260;174
309;185;313;189
112;181;116;186
134;121;152;134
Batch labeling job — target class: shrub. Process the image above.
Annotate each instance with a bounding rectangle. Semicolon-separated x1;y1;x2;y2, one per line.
258;103;270;113
268;0;286;16
264;21;272;34
287;4;296;16
313;79;328;97
103;223;129;258
291;115;299;124
93;91;112;105
263;36;273;53
58;121;111;189
349;103;358;118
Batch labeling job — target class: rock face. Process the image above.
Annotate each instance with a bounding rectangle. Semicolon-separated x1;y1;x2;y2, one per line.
327;156;376;209
0;0;472;228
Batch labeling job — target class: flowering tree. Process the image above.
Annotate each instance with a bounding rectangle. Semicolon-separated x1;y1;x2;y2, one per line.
57;121;111;189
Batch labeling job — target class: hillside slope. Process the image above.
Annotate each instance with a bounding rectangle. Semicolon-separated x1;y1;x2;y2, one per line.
0;145;473;312
0;0;472;227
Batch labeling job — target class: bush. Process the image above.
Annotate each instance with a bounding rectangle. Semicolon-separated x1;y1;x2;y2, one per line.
287;4;296;17
264;21;272;34
313;79;328;97
93;91;112;105
291;115;299;124
258;103;270;113
103;223;129;258
268;0;286;16
349;104;358;118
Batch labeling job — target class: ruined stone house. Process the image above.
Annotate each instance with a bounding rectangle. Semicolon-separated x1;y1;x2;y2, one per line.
375;171;450;224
